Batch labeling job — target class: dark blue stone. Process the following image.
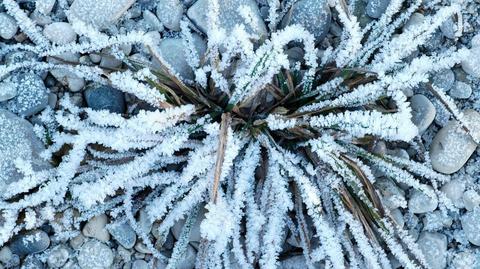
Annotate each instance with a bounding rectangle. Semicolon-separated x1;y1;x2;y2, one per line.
84;85;126;114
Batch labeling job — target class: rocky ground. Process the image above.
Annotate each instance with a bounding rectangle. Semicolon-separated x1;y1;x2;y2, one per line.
1;0;480;268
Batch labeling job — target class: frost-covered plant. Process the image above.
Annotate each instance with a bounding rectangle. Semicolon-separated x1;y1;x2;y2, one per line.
0;0;472;268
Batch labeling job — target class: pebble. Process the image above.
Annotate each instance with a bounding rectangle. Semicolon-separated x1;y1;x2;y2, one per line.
0;247;12;265
416;232;447;269
132;260;149;269
84;86;126;114
280;255;308;269
47;245;69;268
67;77;85;92
461;47;480;78
156;0;183;31
440;17;457;39
408;187;438;214
68;0;136;29
449;81;472;99
77;240;114;269
36;0;56;15
21;256;44;269
0;13;18;40
5;73;49;117
171;206;205;243
10;230;50;256
69;234;85;249
0;82;17;102
134;241;152;254
423;210;453;231
389;208;404;228
366;0;390;19
283;0;331;43
375;178;406;210
410;94;436;134
451;252;476;269
138;209;153;234
156;34;207;81
432;69;455;91
440;179;465;208
143;10;164;32
461;208;480;246
0;109;50;190
107;221;136;249
187;0;267;40
176;245;196;269
403;13;425;32
82;214;110;242
43;22;76;45
430;109;480;174
462;190;480;211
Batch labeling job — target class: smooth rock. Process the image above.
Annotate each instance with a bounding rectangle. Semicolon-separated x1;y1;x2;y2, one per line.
107;221;136;249
187;0;267;40
461;47;480;78
138;209;153;234
156;34;207;81
82;214;110;242
423;210;452;231
0;82;17;102
156;0;183;31
430;109;480;174
451;252;476;269
389;208;404;228
47;245;69;268
417;232;447;269
432;69;455;91
134;241;152;254
84;86;126;114
461;208;480;246
472;34;480;48
67;77;85;92
283;0;331;43
68;0;135;29
0;109;50;191
449;81;472;99
440;179;465;207
36;0;56;15
69;234;85;249
408;187;438;214
403;13;425;32
375;178;406;210
143;10;164;31
280;255;308;269
132;260;148;269
77;240;114;269
10;230;50;256
366;0;390;19
0;247;12;264
177;245;196;269
410;94;437;134
43;22;76;45
0;13;18;39
440;17;457;39
462;190;480;211
5;73;49;117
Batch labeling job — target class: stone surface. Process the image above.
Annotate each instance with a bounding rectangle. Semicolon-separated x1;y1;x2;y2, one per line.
5;73;49;117
430;109;480;174
77;240;114;269
187;0;267;40
0;109;50;191
280;255;308;269
423;210;453;231
461;208;480;246
10;230;50;256
410;94;436;134
36;0;56;15
366;0;390;19
417;232;447;269
463;190;480;211
156;0;183;31
440;17;457;39
43;22;76;45
82;214;110;242
156;34;207;81
143;10;164;31
68;0;136;29
432;69;455;91
451;252;476;269
171;206;205;243
461;47;480;78
283;0;331;43
107;221;136;249
403;13;425;32
47;245;69;268
449;81;472;99
131;260;148;269
375;178;406;210
0;82;17;102
440;179;465;208
84;86;126;114
408;187;438;214
176;245;196;269
0;13;18;40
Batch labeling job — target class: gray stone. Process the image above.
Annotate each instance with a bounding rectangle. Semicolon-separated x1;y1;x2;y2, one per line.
156;34;207;81
82;214;110;242
177;245;196;269
69;234;85;249
440;179;465;208
451;252;476;269
375;178;406;210
366;0;390;19
187;0;267;40
171;206;206;243
449;81;472;99
461;208;480;246
132;260;148;269
5;73;49;117
280;255;308;269
430;109;480;174
0;247;12;265
143;10;164;32
283;0;331;43
416;232;447;269
408;187;438;214
21;256;44;269
440;17;457;39
423;210;452;231
463;190;480;211
77;240;114;269
36;0;56;15
432;69;455;91
84;86;126;114
0;82;17;102
389;208;404;228
47;245;69;268
0;109;50;191
43;22;76;45
461;47;480;78
107;221;136;249
10;230;50;256
0;13;18;40
68;0;136;29
156;0;183;31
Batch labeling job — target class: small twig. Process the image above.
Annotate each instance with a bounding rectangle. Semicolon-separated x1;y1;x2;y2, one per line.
211;113;232;203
